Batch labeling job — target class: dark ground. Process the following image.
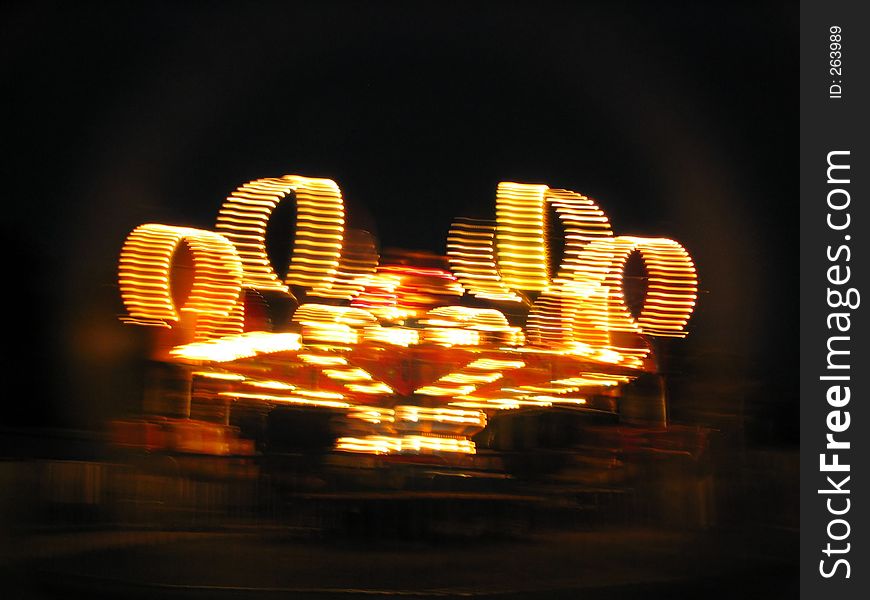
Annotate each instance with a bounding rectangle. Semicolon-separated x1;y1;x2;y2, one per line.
6;526;797;599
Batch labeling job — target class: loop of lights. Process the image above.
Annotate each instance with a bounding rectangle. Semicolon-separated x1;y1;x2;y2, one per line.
118;174;698;455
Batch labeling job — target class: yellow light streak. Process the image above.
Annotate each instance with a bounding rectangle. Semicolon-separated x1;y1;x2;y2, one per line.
423;305;512;331
439;371;503;385
361;326;420;347
550;373;631;387
118;173;700;457
351;266;463;321
582;236;699;338
215;175;345;293
526;395;587;405
345;382;394;395
293;304;377;345
411;355;526;401
244;379;295;390
298;353;348;366
309;229;379;300
220;391;349;409
447;218;525;302
449;397;554;410
169;331;301;362
420;328;480;347
335;436;401;454
400;435;476;454
395;406;487;427
335;435;475;455
192;371;246;381
347;406;396;424
323;367;373;381
495;182;550;291
293;389;345;400
292;304;378;328
118;224;243;339
467;358;526;370
414;383;477;397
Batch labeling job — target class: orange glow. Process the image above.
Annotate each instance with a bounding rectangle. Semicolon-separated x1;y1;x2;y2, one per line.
361;326;420;347
414;382;477;397
347;406;396;424
495;182;550;291
335;435;475;455
309;229;378;300
118;224;243;338
169;331;301;362
444;353;631;411
219;390;349;409
243;379;295;391
199;288;247;340
419;328;480;348
423;305;508;331
349;271;404;321
215;175;345;293
298;353;347;366
493;183;614;292
466;358;526;370
323;367;374;381
447;218;525;303
118;173;699;457
399;435;476;453
493;183;615;293
526;395;587;405
544;188;614;287
292;304;378;328
455;181;699;366
524;235;698;359
414;355;525;399
449;397;553;410
292;303;377;345
344;382;394;394
420;306;523;347
334;436;402;454
352;265;464;321
395;406;486;427
192;371;246;381
583;236;698;338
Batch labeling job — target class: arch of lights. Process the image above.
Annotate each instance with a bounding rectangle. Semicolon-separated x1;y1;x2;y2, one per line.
118;174;698;456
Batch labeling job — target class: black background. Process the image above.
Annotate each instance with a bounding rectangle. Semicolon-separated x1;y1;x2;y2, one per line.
1;1;797;442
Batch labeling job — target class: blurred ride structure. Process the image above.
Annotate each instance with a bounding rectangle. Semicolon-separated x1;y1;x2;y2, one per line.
10;174;722;539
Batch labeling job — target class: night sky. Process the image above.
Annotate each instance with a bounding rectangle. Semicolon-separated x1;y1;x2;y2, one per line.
1;1;797;442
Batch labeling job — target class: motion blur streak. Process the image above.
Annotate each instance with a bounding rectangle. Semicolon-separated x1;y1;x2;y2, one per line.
219;391;350;409
447;218;525;303
117;175;698;456
352;265;464;321
335;435;476;455
494;182;550;291
588;236;698;337
215;175;345;293
169;331;302;362
309;228;379;300
118;224;243;338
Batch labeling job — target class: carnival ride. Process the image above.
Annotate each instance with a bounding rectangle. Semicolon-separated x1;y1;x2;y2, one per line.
114;175;698;465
